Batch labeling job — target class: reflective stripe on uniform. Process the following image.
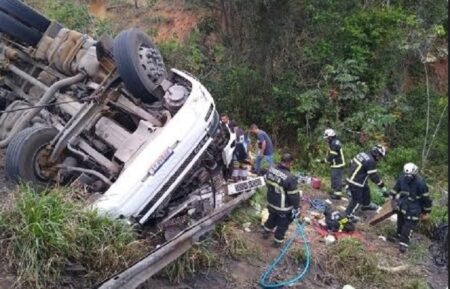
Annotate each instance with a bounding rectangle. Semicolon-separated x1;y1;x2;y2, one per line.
376;181;383;186
399;242;409;247
367;169;377;174
268;203;293;212
340;148;346;166
266;180;283;191
287;189;300;195
422;193;430;197
274;238;285;243
331;163;345;168
346;178;364;187
329;150;338;155
349;158;363;183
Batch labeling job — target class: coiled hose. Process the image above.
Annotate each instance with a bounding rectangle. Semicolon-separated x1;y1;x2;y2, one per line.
259;220;311;288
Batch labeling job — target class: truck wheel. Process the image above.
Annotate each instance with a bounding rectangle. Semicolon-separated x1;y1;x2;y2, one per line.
5;126;58;186
0;10;42;46
0;0;50;33
113;28;167;103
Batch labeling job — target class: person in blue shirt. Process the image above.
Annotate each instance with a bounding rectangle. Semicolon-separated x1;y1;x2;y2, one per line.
249;124;274;175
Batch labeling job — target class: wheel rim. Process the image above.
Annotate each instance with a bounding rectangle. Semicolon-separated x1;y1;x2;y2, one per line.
33;143;56;181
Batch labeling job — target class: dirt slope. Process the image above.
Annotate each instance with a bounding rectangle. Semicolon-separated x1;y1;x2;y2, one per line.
146;187;448;289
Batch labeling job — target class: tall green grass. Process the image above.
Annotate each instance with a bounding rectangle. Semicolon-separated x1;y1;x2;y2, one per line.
0;185;143;289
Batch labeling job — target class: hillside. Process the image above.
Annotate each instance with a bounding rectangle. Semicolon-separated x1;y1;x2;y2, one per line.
0;0;448;288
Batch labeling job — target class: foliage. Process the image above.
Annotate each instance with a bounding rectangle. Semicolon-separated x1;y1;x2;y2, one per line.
325;237;385;287
44;0;92;33
214;223;259;259
162;240;218;282
0;186;142;289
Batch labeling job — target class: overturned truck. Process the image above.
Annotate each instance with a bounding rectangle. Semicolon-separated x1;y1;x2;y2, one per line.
0;1;264;287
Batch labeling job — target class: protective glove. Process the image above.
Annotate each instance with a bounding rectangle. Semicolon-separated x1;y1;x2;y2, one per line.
291;208;300;219
381;187;389;198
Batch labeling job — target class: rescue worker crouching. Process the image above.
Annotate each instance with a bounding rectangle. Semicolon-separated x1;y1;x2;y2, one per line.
344;144;388;221
262;153;300;247
385;163;432;253
322;128;346;200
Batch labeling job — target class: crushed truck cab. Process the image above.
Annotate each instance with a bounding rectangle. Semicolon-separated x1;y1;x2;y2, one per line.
0;1;246;226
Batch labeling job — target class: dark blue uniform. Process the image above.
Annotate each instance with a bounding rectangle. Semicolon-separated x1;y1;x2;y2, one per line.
263;164;299;243
345;151;385;217
390;174;432;249
326;137;345;196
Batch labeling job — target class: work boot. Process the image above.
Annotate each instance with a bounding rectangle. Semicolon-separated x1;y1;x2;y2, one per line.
399;243;408;253
361;202;379;211
272;240;284;248
262;230;271;240
387;233;401;243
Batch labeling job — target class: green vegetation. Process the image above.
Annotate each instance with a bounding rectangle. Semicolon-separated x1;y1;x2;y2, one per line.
214;223;259;259
325;237;385;287
156;0;447;233
0;185;142;289
162;240;219;282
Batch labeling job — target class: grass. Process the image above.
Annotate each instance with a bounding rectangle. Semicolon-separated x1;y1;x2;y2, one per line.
214;223;259;260
408;241;429;265
161;240;218;283
0;185;143;289
324;237;386;288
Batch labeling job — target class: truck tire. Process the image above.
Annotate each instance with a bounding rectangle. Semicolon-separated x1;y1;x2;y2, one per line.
113;28;167;103
0;10;42;46
0;0;50;33
5;126;58;185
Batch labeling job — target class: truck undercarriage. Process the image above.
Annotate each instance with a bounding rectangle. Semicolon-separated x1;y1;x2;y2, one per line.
0;1;266;287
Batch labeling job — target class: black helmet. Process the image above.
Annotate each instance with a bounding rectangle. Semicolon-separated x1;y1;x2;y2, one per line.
281;153;294;163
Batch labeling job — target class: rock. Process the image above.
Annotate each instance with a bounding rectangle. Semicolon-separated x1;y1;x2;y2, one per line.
338;205;347;211
341;197;349;203
325;199;333;205
324;235;336;245
343;285;355;289
378;236;387;242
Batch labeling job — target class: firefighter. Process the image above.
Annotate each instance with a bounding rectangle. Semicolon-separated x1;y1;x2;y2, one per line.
385;163;432;253
344;144;388;220
262;153;300;247
322;128;346;199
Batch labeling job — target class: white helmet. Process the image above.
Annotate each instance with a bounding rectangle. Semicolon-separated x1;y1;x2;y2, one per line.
372;144;386;157
323;128;336;139
404;162;418;175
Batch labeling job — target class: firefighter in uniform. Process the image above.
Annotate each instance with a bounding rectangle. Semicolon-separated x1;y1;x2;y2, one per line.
323;129;346;199
262;153;300;247
344;144;388;220
385;163;432;253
